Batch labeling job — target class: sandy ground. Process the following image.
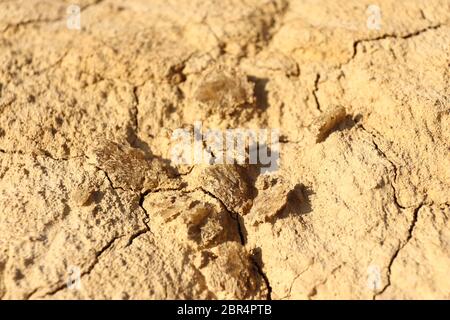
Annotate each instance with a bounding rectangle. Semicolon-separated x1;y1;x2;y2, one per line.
0;0;449;299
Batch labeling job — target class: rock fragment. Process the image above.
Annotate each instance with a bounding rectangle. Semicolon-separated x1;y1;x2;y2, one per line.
200;242;266;299
188;164;255;216
87;139;177;192
144;190;240;248
249;178;304;225
312;106;348;143
194;67;254;110
184;66;257;127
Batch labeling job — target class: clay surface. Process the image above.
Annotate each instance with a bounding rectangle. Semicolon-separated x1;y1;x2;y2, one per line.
0;0;449;299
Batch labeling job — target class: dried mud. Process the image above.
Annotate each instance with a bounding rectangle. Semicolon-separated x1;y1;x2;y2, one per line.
0;0;449;299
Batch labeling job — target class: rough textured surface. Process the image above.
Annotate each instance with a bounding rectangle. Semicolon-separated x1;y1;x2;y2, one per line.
0;0;449;300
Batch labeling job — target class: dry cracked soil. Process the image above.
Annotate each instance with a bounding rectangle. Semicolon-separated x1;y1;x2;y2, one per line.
0;0;449;300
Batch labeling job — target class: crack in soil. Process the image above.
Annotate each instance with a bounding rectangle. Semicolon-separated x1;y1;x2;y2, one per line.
30;234;123;299
340;24;443;68
312;73;322;112
358;124;407;209
197;186;275;300
373;202;424;299
126;189;154;248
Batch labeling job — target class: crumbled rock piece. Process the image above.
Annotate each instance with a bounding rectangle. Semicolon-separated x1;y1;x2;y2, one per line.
201;242;267;299
183;66;258;127
312;106;348;143
188;165;255;216
248;178;303;225
87;140;176;192
144;190;240;248
194;67;254;110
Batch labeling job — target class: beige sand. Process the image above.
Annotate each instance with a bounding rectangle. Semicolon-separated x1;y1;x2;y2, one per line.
0;0;449;299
